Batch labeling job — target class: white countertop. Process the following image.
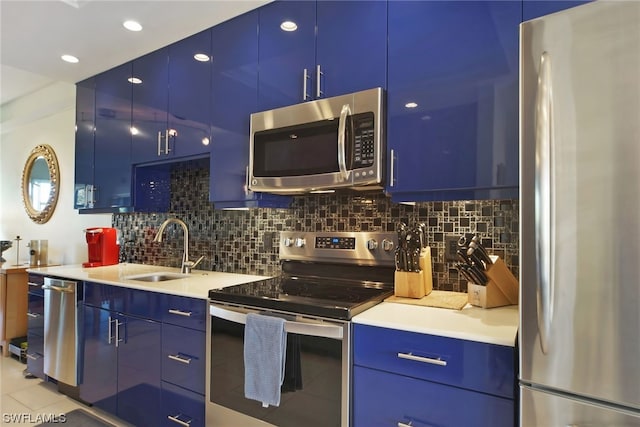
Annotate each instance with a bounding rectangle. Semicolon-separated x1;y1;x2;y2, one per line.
27;263;270;299
352;301;519;347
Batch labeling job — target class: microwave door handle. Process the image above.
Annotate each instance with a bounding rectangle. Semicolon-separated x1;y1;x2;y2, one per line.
337;104;351;181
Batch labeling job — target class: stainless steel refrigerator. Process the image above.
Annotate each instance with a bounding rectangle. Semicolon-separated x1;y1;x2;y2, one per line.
520;1;640;425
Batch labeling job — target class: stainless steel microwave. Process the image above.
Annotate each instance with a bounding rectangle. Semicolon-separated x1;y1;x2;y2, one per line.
249;87;385;194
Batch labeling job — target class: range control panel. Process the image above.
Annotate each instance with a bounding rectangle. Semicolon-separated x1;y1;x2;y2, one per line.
280;231;396;266
315;236;356;250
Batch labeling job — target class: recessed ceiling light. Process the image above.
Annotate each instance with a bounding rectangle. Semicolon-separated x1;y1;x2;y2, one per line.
130;127;139;135
280;21;297;32
128;77;143;84
61;54;79;63
194;53;210;62
123;20;142;32
405;102;418;109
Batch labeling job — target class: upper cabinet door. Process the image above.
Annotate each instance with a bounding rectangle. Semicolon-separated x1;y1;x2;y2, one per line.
257;1;316;111
210;10;290;209
168;29;213;159
315;1;387;98
522;0;590;21
75;77;95;209
386;1;520;202
94;62;132;210
131;48;169;164
257;1;387;111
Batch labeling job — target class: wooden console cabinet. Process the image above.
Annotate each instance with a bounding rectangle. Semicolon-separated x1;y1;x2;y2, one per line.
0;264;28;357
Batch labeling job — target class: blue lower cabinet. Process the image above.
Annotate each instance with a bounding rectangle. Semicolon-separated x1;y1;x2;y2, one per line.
353;366;514;427
116;315;161;427
161;294;207;331
83;282;163;321
353;324;516;427
80;304;161;427
26;283;45;379
80;306;118;414
161;381;205;427
353;324;515;399
162;324;206;395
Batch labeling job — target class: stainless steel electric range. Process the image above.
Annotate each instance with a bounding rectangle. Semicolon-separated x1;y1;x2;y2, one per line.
206;231;396;427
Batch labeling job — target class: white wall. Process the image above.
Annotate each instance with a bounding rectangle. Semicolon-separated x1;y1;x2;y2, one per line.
0;82;111;266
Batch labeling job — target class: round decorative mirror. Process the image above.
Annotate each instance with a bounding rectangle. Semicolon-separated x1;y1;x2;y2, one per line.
21;144;60;224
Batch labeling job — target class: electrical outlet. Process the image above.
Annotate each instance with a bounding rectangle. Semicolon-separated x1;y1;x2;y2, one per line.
445;236;459;262
262;231;275;251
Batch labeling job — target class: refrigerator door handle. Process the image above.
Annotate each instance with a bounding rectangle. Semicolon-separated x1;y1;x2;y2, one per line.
534;51;556;354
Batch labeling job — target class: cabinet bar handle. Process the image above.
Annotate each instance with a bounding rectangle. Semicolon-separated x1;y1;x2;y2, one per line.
316;64;323;98
108;316;115;345
157;131;163;156
167;414;192;427
245;165;252;195
88;185;96;207
397;352;447;366
168;354;192;365
165;130;170;155
27;312;39;318
168;309;192;317
390;149;396;187
26;353;39;360
303;68;311;101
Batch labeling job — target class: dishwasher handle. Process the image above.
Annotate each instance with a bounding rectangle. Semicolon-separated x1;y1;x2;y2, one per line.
42;284;74;293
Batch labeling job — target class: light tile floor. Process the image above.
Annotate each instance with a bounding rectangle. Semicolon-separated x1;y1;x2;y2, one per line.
0;355;129;426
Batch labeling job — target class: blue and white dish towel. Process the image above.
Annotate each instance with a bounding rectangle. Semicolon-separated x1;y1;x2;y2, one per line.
244;313;287;408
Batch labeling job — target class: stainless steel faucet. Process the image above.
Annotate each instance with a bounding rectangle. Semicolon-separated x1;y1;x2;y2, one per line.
153;218;204;274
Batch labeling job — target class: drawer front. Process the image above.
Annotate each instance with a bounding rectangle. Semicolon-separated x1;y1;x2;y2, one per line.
27;274;45;297
353;366;515;427
161;381;205;427
84;282;163;320
84;282;127;309
27;293;45;336
353;324;515;399
162;324;206;394
161;295;206;331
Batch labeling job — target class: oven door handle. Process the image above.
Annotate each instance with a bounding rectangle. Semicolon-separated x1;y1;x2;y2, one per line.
210;304;344;340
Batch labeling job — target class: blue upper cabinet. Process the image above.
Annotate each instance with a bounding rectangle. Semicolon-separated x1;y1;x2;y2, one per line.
257;0;387;111
74;77;95;210
131;30;212;164
131;48;169;164
257;1;315;111
522;0;590;21
210;10;290;209
386;1;521;202
167;29;213;159
315;1;387;98
92;63;133;211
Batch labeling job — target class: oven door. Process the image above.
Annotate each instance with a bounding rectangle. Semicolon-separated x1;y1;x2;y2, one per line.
207;303;351;427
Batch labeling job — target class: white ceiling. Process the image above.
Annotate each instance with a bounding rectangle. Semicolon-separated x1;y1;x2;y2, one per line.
0;0;271;106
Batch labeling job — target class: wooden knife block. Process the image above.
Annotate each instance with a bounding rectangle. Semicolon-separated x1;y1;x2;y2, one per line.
394;247;433;299
467;256;519;308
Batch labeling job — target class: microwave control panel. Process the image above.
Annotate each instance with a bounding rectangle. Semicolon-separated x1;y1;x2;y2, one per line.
352;112;375;168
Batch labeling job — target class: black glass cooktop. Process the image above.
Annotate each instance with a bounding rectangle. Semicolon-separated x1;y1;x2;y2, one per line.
209;275;393;320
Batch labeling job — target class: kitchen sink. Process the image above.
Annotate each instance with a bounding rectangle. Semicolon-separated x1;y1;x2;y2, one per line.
124;272;190;282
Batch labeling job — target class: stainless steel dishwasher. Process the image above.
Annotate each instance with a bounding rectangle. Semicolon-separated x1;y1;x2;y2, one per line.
43;277;79;386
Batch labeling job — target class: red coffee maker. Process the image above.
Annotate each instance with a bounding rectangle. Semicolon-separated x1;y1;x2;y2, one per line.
82;227;119;267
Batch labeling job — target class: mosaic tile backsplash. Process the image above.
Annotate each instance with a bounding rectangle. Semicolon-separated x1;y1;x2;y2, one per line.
113;161;519;292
